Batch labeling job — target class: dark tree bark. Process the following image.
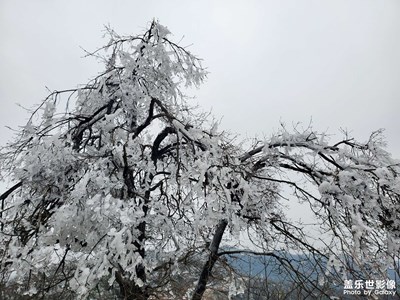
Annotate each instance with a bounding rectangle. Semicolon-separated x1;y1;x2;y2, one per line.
117;147;150;300
115;270;149;300
0;181;22;231
191;219;228;300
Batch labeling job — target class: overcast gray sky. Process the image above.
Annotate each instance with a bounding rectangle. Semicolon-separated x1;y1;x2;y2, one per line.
1;0;399;158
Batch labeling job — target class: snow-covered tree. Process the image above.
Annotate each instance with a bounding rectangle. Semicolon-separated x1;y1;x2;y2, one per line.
0;21;399;300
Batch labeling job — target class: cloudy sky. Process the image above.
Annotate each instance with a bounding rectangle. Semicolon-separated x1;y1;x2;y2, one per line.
1;0;399;159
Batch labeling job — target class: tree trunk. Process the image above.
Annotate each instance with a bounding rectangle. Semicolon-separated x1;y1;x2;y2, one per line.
191;219;228;300
118;162;150;300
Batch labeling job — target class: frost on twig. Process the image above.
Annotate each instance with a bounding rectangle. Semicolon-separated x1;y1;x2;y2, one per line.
0;21;399;300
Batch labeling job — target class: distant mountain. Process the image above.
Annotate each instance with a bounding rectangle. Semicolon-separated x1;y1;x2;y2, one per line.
224;250;399;299
227;250;399;281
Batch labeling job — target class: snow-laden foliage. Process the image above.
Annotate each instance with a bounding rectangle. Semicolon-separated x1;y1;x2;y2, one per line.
0;21;399;300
